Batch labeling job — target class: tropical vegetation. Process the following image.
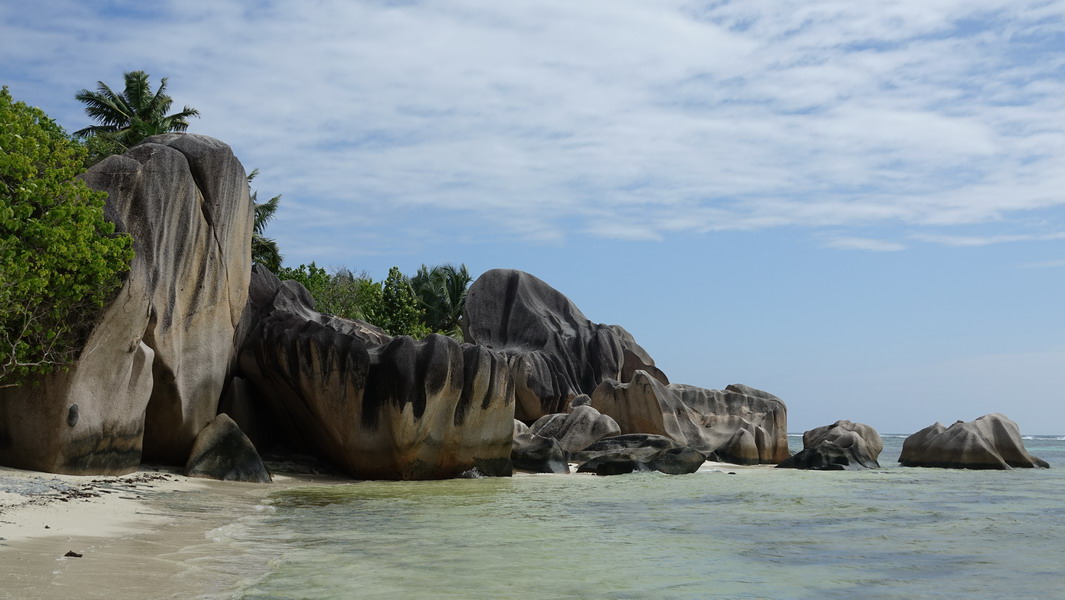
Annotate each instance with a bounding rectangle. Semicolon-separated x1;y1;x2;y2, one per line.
276;263;473;340
248;169;283;273
0;86;134;387
73;70;199;163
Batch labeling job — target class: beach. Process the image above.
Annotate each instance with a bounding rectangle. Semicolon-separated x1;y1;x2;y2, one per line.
0;466;339;600
3;436;1065;599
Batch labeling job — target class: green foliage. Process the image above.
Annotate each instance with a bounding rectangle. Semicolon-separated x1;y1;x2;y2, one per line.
276;263;473;340
411;263;471;340
0;86;134;386
379;266;431;338
276;263;382;323
248;169;283;273
73;70;200;162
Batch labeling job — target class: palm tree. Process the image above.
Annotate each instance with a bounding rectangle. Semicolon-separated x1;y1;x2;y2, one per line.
73;70;199;150
411;264;472;339
247;169;283;273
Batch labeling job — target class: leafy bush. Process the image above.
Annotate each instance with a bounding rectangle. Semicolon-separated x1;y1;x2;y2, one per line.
276;263;383;323
0;87;134;386
276;263;471;340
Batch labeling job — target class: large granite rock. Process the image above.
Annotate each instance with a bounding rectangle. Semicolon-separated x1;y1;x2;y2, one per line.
512;420;569;473
899;414;1049;469
572;434;705;475
528;404;621;455
590;372;789;465
463;269;668;422
778;420;883;470
0;134;252;474
236;268;516;480
185;413;271;483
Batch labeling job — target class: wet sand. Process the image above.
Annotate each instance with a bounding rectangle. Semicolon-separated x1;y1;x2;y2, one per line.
0;465;340;600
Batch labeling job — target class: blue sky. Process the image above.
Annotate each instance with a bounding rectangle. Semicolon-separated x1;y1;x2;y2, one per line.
3;0;1064;434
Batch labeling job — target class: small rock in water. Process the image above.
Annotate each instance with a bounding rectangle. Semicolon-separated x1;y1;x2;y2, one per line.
64;550;82;558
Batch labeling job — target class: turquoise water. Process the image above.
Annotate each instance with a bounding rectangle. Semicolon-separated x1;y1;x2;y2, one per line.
176;435;1065;600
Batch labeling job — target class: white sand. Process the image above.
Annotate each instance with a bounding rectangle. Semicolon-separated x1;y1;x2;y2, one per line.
0;466;323;599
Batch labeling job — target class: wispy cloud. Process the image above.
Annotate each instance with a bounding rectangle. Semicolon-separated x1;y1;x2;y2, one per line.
1021;257;1065;268
823;237;907;252
3;0;1065;262
914;231;1065;246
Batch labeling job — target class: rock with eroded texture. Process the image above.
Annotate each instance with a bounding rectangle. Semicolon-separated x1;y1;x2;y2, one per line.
528;404;621;454
899;414;1049;470
0;134;252;474
573;434;705;475
236;268;516;480
462;269;667;422
778;420;883;470
590;373;789;465
185;413;271;483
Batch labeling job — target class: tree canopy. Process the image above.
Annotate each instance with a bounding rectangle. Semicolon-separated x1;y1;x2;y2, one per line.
0;86;134;386
73;70;199;154
248;169;283;273
277;263;472;340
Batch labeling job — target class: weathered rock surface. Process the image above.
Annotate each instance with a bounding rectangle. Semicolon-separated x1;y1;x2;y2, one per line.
512;419;569;473
185;413;271;483
573;434;705;475
0;134;252;474
899;414;1049;469
590;372;789;465
778;420;883;470
236;268;516;480
528;404;621;454
463;269;667;422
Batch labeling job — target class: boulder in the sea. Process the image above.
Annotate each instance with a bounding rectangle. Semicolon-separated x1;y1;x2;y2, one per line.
236;268;516;480
572;433;705;475
899;413;1049;469
512;425;570;474
528;404;621;455
778;420;883;470
590;373;789;465
0;134;252;475
185;413;271;483
463;269;667;421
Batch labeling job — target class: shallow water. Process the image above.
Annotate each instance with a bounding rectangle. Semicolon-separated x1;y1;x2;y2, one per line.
170;435;1065;600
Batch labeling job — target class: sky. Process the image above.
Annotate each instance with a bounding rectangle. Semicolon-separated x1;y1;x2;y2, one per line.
2;0;1064;434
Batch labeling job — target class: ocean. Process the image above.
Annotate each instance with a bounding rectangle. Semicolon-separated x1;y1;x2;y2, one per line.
136;434;1065;600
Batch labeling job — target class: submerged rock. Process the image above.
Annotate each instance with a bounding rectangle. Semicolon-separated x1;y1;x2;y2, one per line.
590;373;790;465
463;269;667;422
185;413;271;483
778;420;883;470
899;414;1049;470
0;134;252;475
236;268;516;480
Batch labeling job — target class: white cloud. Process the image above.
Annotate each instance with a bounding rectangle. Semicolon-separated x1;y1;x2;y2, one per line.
822;237;907;252
3;0;1065;262
915;231;1065;246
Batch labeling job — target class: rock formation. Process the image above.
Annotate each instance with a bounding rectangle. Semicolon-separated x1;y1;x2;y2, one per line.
590;373;789;465
235;268;516;480
185;413;271;483
527;403;621;455
899;413;1049;469
777;420;883;470
463;269;667;421
512;420;570;473
572;434;705;475
0;134;252;475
